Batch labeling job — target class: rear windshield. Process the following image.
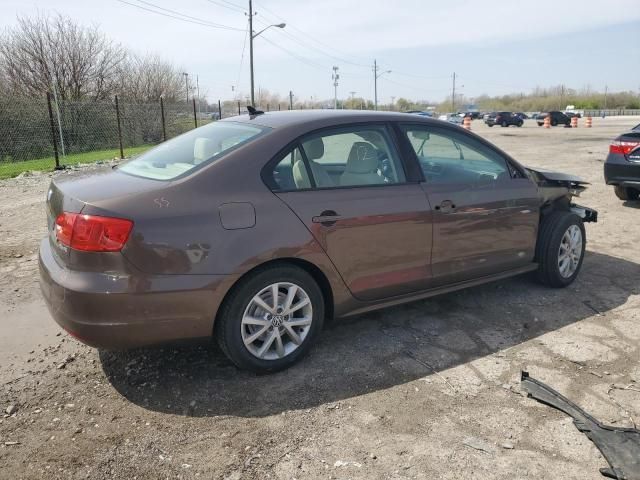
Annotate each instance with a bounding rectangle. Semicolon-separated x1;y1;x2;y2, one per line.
119;121;268;180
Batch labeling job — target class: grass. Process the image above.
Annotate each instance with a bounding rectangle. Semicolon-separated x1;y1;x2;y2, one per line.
0;145;154;180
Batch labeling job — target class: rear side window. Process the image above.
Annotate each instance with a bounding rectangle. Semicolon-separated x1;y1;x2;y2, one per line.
270;147;307;190
119;122;268;180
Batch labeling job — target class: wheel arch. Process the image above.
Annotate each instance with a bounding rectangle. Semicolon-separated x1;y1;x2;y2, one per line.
213;257;335;333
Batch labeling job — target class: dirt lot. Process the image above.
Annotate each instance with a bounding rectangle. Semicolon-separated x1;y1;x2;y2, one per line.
1;117;639;480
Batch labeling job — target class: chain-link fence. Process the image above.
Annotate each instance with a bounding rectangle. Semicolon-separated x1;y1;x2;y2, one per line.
0;94;216;179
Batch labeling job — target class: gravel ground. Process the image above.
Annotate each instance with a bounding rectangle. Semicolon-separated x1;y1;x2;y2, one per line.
1;117;639;480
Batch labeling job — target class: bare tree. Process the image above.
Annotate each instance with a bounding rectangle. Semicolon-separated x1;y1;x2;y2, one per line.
118;54;185;102
0;14;126;100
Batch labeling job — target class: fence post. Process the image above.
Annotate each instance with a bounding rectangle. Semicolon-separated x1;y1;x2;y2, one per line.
218;99;222;120
46;92;60;169
114;95;124;159
278;104;281;111
192;98;198;128
237;101;241;115
160;97;167;142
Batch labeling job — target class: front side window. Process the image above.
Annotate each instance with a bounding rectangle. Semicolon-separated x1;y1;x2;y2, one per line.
119;122;268;180
402;126;510;185
296;126;406;188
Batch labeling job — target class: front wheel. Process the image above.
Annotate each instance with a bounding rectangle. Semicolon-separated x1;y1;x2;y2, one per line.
517;121;523;127
535;212;586;288
215;265;325;372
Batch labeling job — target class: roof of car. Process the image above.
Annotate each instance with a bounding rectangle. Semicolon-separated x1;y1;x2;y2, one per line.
220;109;435;129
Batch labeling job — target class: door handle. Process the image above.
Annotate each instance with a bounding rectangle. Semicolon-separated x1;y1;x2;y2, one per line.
312;210;343;226
434;200;456;214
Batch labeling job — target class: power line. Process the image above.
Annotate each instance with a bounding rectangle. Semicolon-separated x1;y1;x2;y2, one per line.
235;20;250;96
259;34;331;71
252;1;371;67
115;0;244;31
204;0;244;13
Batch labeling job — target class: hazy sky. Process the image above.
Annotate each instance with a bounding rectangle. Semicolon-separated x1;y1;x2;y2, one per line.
2;0;640;104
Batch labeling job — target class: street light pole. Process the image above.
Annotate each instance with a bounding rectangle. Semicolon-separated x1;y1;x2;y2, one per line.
373;59;391;111
248;0;285;106
332;66;339;109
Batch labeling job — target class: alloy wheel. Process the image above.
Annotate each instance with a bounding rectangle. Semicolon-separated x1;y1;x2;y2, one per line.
241;282;313;360
557;225;583;278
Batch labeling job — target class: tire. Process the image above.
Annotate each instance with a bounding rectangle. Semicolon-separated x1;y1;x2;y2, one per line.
614;185;640;201
215;265;325;373
535;211;586;288
501;121;508;127
517;121;523;127
487;124;493;127
551;119;558;127
537;122;543;127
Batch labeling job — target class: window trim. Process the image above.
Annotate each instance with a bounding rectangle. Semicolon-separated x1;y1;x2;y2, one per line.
396;122;528;182
262;121;420;193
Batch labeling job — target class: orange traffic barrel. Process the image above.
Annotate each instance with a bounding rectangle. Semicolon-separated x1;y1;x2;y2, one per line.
463;116;471;130
585;116;592;128
544;115;550;128
571;116;578;128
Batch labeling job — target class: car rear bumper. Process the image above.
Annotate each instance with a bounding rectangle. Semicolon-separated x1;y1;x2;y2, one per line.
604;154;640;186
38;238;234;349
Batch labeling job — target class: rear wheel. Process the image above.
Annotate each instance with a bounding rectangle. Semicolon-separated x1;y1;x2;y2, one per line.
535;212;586;288
614;185;640;201
517;121;523;127
215;265;324;372
551;119;558;126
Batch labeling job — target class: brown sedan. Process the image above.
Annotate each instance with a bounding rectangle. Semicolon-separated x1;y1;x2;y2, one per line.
39;110;597;372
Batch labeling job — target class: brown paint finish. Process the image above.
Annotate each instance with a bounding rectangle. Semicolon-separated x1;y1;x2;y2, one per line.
277;184;433;301
37;110;565;351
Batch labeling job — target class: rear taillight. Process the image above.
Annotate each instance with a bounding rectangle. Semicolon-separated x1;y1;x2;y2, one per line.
610;140;640;156
55;212;133;252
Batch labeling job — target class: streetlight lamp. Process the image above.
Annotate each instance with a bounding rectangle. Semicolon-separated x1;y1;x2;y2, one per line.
373;59;391;111
248;0;285;106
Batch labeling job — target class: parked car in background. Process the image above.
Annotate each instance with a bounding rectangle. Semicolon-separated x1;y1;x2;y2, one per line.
536;111;571;127
514;112;529;120
462;111;481;119
604;127;640;201
406;110;433;117
564;112;582;119
39;110;597;372
438;113;464;125
485;112;523;127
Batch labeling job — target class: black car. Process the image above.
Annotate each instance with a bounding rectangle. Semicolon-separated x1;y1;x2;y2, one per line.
604;127;640;201
536;111;571;127
485;111;523;127
514;112;529;120
564;112;582;119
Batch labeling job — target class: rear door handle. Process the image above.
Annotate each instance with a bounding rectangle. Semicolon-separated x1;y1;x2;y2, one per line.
312;210;343;226
434;200;456;214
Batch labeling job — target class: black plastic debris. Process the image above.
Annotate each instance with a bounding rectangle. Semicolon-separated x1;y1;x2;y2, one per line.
521;371;640;480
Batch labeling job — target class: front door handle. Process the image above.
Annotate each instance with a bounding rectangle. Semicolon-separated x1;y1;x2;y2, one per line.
312;210;343;226
435;200;456;214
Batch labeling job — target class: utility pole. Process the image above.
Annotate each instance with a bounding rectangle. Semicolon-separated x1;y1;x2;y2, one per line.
373;59;391;111
183;72;189;102
374;59;378;111
248;0;254;105
248;0;286;106
332;66;339;109
604;84;608;110
451;72;456;112
560;84;565;110
289;90;293;110
196;74;200;117
349;91;356;109
390;96;395;111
